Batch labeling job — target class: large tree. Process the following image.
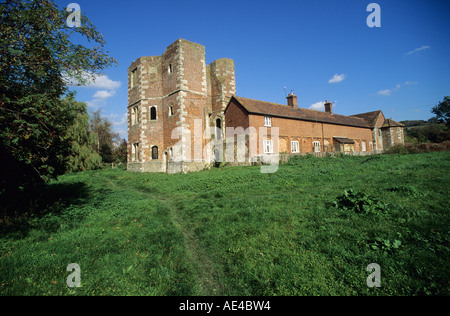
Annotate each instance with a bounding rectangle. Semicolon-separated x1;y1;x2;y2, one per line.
89;110;120;164
431;96;450;127
0;0;116;196
63;93;103;172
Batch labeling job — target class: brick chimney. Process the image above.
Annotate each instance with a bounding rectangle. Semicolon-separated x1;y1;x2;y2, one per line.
324;100;332;114
287;93;298;108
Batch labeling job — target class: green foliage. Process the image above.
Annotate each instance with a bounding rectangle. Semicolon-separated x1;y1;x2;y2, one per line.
89;110;126;164
62;94;102;173
431;96;450;127
369;236;402;254
332;189;389;215
0;0;116;196
384;141;450;154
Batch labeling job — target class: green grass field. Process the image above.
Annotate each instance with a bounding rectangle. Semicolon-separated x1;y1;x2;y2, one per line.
1;152;449;296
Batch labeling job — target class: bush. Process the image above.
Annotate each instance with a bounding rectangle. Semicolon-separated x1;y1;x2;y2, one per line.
332;189;389;215
384;142;450;154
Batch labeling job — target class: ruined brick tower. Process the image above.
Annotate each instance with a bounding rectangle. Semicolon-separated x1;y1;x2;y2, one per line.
127;39;236;173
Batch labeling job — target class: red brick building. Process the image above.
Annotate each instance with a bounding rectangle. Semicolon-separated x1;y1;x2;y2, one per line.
127;39;404;173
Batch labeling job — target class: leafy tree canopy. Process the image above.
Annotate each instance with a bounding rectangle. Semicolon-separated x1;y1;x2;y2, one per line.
431;96;450;127
0;0;117;196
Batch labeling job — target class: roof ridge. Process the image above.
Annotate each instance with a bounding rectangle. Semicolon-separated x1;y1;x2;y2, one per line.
350;109;381;117
235;96;368;120
232;96;371;128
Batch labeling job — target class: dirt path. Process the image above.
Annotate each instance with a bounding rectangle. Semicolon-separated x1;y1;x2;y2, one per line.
100;174;225;295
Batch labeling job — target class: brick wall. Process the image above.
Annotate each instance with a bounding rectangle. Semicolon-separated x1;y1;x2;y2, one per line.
225;100;374;159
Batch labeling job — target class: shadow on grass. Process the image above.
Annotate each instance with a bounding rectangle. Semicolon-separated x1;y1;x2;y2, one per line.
0;181;90;239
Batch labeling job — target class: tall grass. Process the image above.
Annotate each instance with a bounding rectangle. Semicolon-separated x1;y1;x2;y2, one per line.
1;151;449;295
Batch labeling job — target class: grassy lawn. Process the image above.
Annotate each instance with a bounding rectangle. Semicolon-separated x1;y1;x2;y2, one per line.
1;151;449;295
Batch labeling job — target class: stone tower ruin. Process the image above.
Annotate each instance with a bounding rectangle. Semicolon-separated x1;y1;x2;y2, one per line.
127;39;236;173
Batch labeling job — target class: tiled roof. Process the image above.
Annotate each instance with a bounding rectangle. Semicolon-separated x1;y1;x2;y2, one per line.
228;96;371;128
382;118;405;128
350;110;382;128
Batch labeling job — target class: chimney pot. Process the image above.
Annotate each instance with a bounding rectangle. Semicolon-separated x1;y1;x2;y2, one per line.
287;93;298;108
324;100;333;114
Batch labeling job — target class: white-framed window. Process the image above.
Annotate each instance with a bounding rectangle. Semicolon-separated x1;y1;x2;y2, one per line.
362;141;366;152
264;116;271;127
291;141;299;153
263;140;273;154
313;141;321;153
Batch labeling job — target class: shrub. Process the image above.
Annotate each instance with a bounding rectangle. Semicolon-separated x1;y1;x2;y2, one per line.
385;142;450;154
332;189;388;215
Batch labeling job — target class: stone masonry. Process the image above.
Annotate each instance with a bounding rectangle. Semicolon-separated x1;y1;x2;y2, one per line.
127;39;235;173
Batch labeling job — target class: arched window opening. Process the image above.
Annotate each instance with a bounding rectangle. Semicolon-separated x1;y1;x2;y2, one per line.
133;142;139;161
150;106;157;120
216;118;222;140
151;146;159;160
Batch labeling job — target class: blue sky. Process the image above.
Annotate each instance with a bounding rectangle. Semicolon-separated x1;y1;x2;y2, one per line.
57;0;450;140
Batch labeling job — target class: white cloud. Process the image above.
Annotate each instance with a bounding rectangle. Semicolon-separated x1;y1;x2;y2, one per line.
377;89;394;96
64;71;121;90
93;90;116;100
88;74;121;90
328;74;346;84
376;81;417;96
377;84;401;96
308;101;325;111
67;72;122;110
406;45;430;55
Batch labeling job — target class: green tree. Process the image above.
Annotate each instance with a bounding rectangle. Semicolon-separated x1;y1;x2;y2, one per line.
89;110;120;164
431;96;450;127
113;139;128;164
62;93;102;172
0;0;116;197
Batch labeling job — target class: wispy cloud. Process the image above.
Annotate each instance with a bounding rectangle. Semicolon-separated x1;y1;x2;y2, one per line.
376;81;417;96
109;113;128;139
377;84;401;96
109;112;127;127
87;75;121;90
328;74;346;84
64;71;121;90
406;45;430;55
